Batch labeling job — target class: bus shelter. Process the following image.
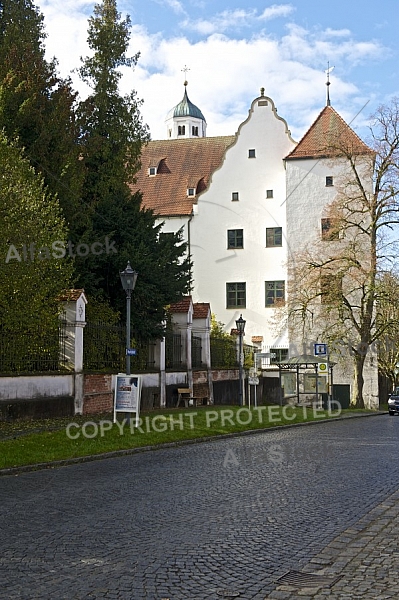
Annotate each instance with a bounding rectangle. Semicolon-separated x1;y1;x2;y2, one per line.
276;354;334;408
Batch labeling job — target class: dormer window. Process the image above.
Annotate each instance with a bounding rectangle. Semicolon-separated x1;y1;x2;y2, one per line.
148;166;157;176
326;176;334;186
187;188;196;197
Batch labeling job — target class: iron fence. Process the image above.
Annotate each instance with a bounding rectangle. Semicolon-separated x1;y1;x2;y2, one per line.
83;322;156;372
210;337;238;369
165;331;183;370
192;334;204;369
0;321;68;374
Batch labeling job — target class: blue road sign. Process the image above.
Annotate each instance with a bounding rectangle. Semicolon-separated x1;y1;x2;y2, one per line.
126;348;137;356
314;343;327;356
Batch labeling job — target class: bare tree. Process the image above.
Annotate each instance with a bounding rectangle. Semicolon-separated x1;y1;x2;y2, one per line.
287;98;399;408
375;272;399;391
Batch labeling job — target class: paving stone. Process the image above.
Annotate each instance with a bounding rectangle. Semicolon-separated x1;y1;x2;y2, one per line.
1;414;399;599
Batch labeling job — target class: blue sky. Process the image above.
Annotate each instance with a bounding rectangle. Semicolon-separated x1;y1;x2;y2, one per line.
40;0;399;141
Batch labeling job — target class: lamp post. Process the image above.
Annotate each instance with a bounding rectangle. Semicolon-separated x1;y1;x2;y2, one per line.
119;262;138;376
236;314;246;406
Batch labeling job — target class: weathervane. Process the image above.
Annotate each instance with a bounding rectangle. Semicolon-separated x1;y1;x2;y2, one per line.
181;65;190;86
325;62;335;106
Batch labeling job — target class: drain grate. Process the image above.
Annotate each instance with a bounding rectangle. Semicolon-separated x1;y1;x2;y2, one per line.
216;591;240;598
276;570;342;588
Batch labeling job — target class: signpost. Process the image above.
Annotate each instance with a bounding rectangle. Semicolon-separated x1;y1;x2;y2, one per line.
113;374;141;426
314;343;331;410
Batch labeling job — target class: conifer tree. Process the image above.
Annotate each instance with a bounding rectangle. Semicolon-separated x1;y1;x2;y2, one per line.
0;0;83;231
77;0;191;340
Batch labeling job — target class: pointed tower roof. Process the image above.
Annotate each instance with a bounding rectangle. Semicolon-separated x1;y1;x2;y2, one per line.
285;105;372;160
166;82;206;122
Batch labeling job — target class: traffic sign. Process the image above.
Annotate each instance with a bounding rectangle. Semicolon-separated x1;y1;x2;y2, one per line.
248;376;259;385
126;348;137;356
318;362;328;373
255;352;276;359
314;343;327;356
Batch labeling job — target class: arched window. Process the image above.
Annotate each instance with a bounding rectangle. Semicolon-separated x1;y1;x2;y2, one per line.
192;126;198;136
178;125;185;136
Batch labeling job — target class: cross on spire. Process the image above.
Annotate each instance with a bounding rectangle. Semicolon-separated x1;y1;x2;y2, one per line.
182;65;190;86
325;62;335;106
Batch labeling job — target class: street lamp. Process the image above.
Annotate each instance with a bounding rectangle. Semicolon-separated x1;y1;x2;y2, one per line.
236;314;246;406
119;262;138;376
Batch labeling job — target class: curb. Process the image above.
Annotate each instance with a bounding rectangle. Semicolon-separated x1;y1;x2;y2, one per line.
0;411;387;477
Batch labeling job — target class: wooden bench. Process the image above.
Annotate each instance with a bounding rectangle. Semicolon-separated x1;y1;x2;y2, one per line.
175;388;209;408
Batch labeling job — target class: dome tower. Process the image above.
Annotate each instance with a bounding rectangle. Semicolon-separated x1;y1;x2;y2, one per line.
165;81;207;139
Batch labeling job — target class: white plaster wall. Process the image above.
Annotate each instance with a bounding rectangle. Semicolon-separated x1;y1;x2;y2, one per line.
285;157;379;406
0;375;74;400
190;95;296;345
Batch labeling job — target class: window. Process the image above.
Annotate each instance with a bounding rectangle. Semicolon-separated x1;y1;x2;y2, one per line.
320;274;342;304
227;229;244;249
178;125;185;135
321;218;339;240
192;126;198;136
266;190;273;199
248;149;256;158
226;283;246;308
187;188;196;196
265;281;285;307
270;348;288;364
231;192;239;201
160;232;174;243
326;176;334;186
266;227;282;247
148;167;156;176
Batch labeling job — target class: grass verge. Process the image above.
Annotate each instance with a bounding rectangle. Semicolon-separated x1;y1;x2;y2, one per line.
0;404;377;470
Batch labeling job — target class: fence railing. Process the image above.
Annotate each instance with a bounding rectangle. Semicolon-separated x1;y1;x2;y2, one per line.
165;331;183;370
210;337;238;369
0;320;254;375
83;322;156;372
0;321;68;374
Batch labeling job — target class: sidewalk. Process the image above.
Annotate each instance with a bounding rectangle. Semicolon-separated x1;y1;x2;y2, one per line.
267;488;399;599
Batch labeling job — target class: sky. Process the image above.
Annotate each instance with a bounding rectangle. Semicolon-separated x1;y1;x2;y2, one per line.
38;0;399;142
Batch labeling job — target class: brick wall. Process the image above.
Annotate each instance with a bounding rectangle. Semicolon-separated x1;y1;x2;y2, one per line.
83;374;113;415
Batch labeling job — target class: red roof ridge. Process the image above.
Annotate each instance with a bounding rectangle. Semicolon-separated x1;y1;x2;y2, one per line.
193;302;210;318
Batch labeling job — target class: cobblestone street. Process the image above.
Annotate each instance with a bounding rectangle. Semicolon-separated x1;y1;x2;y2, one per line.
1;414;399;599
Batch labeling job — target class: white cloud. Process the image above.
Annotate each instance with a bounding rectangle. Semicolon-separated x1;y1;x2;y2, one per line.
38;1;392;144
157;0;187;16
181;9;257;35
258;4;295;21
181;4;294;35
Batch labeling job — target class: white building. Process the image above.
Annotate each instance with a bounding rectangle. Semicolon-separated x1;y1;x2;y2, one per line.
132;82;379;408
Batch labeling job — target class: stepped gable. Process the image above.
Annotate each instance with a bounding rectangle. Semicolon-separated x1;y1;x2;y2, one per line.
131;136;235;216
285;105;373;160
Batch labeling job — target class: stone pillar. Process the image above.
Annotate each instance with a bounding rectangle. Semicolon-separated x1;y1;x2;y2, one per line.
59;290;87;414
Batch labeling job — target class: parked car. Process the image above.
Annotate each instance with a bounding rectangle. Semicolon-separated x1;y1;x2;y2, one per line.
388;387;399;415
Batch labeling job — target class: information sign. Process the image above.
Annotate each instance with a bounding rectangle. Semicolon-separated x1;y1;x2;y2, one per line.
113;374;141;426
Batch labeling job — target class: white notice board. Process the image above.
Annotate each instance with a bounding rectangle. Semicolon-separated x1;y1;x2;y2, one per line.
113;374;141;426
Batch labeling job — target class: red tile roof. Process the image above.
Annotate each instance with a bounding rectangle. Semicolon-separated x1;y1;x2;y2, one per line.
193;303;210;319
131;136;235;216
58;289;86;302
285;106;372;160
170;296;192;313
